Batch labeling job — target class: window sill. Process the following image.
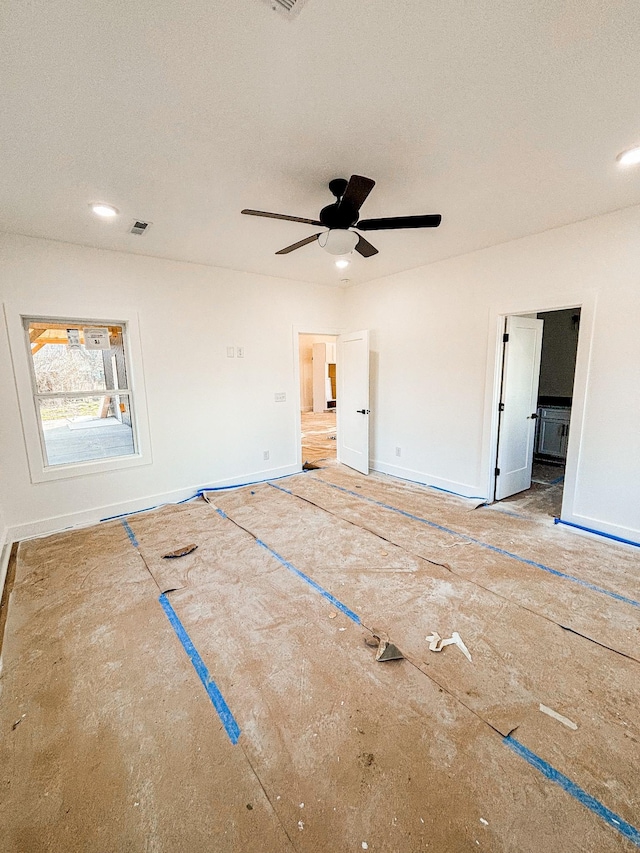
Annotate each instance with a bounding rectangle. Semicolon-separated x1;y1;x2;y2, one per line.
30;450;153;484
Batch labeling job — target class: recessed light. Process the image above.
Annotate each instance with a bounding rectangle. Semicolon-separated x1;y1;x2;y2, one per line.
90;203;119;218
335;259;350;269
616;146;640;166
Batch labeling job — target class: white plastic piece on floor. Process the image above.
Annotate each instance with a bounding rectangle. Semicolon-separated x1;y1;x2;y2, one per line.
539;703;578;730
426;631;472;662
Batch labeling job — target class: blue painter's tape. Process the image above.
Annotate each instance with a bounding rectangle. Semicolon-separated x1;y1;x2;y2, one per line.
101;472;302;524
550;475;565;485
254;538;361;624
102;504;161;523
361;471;487;502
121;519;139;548
415;481;487;501
504;736;640;847
159;593;241;744
196;471;299;497
299;480;640;609
488;506;529;520
554;517;640;549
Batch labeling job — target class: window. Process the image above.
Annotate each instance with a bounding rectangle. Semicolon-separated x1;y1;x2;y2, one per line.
24;318;137;468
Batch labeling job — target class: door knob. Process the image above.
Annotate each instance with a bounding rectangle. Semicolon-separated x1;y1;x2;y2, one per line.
529;412;538;419
356;409;370;414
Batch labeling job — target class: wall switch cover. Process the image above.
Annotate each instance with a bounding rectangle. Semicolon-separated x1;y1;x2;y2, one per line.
274;392;286;402
236;347;244;358
226;347;235;358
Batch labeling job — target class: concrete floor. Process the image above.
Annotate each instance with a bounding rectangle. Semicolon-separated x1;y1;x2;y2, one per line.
1;463;639;852
42;418;134;465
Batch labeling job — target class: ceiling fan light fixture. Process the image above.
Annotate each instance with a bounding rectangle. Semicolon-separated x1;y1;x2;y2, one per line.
616;146;640;166
335;258;350;269
323;228;359;255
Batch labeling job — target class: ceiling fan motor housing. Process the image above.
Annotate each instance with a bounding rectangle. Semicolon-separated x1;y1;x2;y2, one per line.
320;202;358;229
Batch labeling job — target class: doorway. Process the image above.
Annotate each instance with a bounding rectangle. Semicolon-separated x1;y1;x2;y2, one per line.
494;307;581;518
298;333;338;466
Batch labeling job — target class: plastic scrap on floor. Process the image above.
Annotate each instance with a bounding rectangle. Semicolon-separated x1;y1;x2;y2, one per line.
539;703;578;730
162;544;198;559
365;630;404;662
426;631;472;662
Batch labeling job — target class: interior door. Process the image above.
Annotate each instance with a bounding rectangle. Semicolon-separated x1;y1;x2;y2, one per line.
495;315;544;500
337;330;370;475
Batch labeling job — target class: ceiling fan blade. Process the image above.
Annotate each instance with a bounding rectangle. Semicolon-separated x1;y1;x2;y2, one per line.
275;233;322;255
242;209;323;226
357;214;442;231
355;234;378;257
339;175;376;214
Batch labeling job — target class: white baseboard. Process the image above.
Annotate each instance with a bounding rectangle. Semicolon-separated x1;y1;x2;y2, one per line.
371;459;487;501
7;463;300;543
558;512;640;549
0;528;11;604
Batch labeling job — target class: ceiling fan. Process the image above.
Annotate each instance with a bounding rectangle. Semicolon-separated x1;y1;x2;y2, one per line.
241;175;441;258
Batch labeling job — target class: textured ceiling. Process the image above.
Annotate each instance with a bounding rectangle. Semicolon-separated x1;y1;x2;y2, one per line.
2;0;640;285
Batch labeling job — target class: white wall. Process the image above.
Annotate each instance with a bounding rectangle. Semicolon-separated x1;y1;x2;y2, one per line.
4;205;640;547
0;233;342;539
344;204;640;544
0;497;9;601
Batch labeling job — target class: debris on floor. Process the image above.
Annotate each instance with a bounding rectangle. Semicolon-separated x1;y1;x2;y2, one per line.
539;703;578;730
365;629;405;662
162;543;198;559
302;461;321;470
426;631;472;662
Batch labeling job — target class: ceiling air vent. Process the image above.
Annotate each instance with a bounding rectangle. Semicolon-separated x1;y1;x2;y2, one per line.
130;220;150;236
261;0;309;18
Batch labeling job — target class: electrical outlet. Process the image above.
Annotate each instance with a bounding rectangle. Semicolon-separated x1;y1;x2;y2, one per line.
226;346;235;358
395;447;402;457
263;450;270;461
274;392;286;402
236;347;244;358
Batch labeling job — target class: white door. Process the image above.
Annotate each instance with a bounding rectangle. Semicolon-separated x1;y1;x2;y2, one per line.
495;315;544;500
337;330;370;475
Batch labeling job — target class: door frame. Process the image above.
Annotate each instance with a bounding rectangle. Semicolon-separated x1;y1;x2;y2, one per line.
484;291;597;523
292;325;342;471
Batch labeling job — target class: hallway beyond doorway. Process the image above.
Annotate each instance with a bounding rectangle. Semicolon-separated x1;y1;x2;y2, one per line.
495;459;565;520
301;410;336;464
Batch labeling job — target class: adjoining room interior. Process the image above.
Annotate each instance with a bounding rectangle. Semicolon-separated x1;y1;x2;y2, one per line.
298;333;338;465
1;3;640;852
493;307;581;520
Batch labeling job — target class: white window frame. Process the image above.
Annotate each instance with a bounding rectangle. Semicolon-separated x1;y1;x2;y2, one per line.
4;306;152;483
